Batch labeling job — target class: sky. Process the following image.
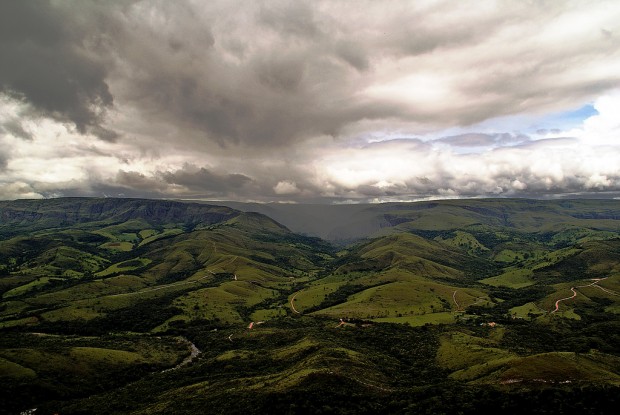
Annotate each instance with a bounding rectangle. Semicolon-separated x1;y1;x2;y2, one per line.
1;0;619;203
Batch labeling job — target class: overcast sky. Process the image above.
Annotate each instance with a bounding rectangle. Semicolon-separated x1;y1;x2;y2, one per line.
1;0;619;203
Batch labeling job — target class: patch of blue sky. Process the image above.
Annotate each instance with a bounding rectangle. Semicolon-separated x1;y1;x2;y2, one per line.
529;104;598;133
421;103;598;141
359;103;598;145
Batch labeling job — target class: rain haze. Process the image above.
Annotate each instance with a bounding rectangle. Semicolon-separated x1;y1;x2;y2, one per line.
1;0;619;203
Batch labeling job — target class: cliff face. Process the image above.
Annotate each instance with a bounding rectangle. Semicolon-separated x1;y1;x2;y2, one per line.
0;198;240;234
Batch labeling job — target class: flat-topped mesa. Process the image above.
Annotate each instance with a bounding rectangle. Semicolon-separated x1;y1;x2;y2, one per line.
0;198;240;235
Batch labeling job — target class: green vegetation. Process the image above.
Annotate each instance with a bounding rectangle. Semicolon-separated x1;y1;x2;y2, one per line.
0;197;619;414
374;311;456;326
96;257;152;277
481;269;535;288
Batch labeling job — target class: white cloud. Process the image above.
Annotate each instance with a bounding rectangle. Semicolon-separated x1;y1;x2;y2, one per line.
576;90;620;146
274;180;300;195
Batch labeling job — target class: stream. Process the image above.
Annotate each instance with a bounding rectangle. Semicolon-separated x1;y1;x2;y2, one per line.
162;337;201;372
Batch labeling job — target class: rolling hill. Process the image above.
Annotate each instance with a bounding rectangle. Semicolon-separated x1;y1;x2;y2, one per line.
1;197;619;414
221;198;620;242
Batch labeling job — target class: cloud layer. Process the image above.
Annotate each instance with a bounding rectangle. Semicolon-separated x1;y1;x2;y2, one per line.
1;0;619;202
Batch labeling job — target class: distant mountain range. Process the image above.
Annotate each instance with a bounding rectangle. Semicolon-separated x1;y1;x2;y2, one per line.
219;198;620;241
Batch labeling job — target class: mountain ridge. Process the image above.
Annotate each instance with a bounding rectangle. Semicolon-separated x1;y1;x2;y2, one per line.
218;198;620;241
0;198;243;236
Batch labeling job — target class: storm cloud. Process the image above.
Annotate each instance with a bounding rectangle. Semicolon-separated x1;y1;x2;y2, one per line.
0;1;619;202
0;149;8;171
1;117;32;141
0;1;119;139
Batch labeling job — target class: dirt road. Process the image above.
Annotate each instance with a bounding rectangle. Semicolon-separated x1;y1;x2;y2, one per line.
551;277;614;313
290;291;301;314
552;288;578;313
452;290;461;311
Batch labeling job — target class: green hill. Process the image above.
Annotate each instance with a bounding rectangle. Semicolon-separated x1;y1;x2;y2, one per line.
1;197;620;414
222;198;620;242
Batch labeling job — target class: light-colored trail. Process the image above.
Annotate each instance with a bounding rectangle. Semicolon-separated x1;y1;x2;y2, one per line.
246;321;265;330
552;288;578;313
109;271;215;297
452;290;461;311
551;277;615;313
592;284;620;296
108;256;238;298
290;291;301;314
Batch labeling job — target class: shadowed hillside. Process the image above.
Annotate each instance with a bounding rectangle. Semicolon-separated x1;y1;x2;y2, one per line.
0;198;241;237
220;199;620;242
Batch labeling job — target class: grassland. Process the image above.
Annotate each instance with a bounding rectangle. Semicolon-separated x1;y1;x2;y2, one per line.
481;269;535;288
373;311;456;326
1;197;620;414
311;278;488;319
96;257;152;277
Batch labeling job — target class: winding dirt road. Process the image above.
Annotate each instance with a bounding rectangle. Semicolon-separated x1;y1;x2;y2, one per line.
592;284;620;296
552;288;579;313
290;291;301;314
551;277;616;313
452;290;461;311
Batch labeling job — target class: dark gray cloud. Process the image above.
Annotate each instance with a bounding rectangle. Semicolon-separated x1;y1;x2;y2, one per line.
334;41;370;71
1;118;32;140
4;0;618;148
109;12;404;150
0;149;7;171
258;0;321;40
115;170;167;193
160;164;253;193
0;0;118;139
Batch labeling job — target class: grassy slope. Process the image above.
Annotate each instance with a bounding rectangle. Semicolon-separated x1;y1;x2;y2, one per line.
1;198;620;414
